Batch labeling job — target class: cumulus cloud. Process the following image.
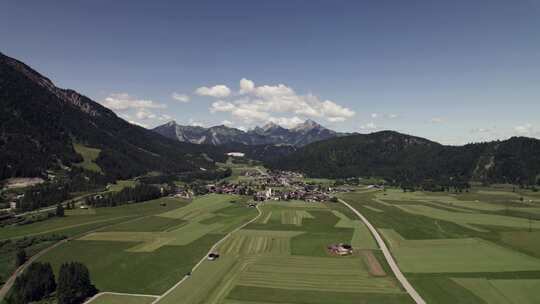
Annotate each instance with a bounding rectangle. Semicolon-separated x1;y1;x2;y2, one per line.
135;110;157;120
514;123;533;135
470;127;492;133
268;116;305;129
371;113;398;119
101;93;166;111
239;78;255;94
172;92;190;103
210;78;355;125
360;122;377;130
195;85;231;98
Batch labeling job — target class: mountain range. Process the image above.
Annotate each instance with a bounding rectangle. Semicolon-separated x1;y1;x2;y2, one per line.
152;119;345;147
1;51;540;186
0;52;223;180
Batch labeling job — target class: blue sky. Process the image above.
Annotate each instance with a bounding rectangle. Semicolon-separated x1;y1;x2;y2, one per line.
1;0;539;144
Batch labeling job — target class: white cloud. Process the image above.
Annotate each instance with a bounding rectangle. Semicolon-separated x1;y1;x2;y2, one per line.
158;114;172;121
470;127;492;133
268;116;304;129
371;113;398;119
210;78;355;125
221;120;233;126
128;120;149;128
360;122;377;130
101;93;166;111
135;110;157;120
239;78;255;94
172;92;190;103
514;123;533;135
429;117;444;124
195;85;231;98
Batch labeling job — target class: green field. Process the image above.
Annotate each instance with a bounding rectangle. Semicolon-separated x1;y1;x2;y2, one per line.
38;194;257;295
339;187;540;303
88;293;157;304
155;200;411;304
0;197;189;240
73;143;103;173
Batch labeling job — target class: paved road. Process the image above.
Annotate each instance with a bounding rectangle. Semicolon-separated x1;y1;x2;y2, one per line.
338;199;427;304
150;203;263;304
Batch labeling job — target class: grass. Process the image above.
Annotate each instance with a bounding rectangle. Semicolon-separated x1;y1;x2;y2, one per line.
0;197;188;240
380;229;540;273
39;236;222;294
107;179;137;192
89;294;157;304
453;278;540;304
339;187;540;302
155;200;406;304
73;143;102;173
226;286;414;304
500;231;540;258
37;194;256;295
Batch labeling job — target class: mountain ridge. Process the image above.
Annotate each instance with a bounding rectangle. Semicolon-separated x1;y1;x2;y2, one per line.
152;119;346;147
267;130;540;185
0;51;223;180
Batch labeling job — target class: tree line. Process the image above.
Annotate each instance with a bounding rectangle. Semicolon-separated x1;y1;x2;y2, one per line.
85;184;162;207
6;261;97;304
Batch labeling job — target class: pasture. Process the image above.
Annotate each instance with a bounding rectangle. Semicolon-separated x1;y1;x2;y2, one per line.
39;194;257;295
88;294;157;304
155;200;411;304
339;186;540;303
73;143;102;173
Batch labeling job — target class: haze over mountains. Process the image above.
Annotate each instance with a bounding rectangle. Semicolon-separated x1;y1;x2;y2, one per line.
152;119;345;147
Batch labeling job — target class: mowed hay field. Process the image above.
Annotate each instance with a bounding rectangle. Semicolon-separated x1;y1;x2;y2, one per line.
39;194;258;295
88;294;157;304
156;201;413;304
340;188;540;303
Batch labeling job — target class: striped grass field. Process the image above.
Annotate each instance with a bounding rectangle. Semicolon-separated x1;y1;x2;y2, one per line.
453;278;540;304
89;293;157;304
380;229;540;273
281;210;314;225
236;255;401;293
394;204;540;232
158;194;240;219
78;221;224;252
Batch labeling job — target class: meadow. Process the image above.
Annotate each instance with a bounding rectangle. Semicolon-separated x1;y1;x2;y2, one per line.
339;187;540;303
73;143;102;173
155;200;413;304
38;194;257;295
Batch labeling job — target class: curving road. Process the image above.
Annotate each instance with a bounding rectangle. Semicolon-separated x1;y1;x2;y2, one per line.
338;199;427;304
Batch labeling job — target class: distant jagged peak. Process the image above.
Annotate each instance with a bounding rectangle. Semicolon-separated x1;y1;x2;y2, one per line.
292;119;325;132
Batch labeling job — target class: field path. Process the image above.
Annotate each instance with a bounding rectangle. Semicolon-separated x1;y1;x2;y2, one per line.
151;203;262;303
338;199;427;304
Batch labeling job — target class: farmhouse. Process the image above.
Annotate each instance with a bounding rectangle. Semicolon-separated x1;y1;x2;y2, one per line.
327;243;353;256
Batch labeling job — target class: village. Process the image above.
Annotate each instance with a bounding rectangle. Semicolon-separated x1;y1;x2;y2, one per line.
172;169;346;203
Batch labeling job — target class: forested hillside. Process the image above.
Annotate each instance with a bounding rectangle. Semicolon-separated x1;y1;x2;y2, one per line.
268;131;540;185
0;52;225;180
